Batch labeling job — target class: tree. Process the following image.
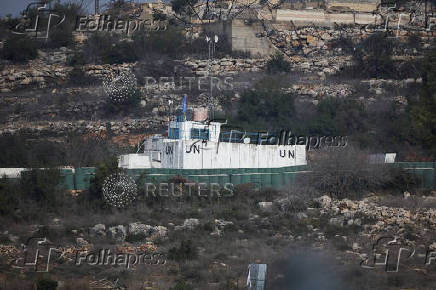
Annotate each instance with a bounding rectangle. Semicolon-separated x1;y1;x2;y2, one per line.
235;78;296;131
352;32;395;78
171;0;199;18
37;277;58;290
20;168;62;209
170;281;194;290
1;35;38;63
87;156;120;203
266;53;291;74
410;47;436;157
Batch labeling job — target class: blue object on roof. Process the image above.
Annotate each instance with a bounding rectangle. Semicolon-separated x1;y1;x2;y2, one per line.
182;95;187;113
247;264;267;290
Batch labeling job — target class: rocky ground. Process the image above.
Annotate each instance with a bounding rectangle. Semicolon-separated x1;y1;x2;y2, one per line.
1;189;436;289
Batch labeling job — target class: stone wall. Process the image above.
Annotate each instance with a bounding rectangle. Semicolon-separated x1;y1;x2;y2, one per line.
231;19;278;57
0;119;167;136
0;62;135;93
183;58;266;76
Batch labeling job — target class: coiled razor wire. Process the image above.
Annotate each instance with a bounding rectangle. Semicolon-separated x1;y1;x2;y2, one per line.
102;173;138;208
102;70;137;104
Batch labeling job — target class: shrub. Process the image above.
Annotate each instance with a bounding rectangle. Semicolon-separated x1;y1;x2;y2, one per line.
352;32;395;78
170;281;194;290
103;41;137;64
0;177;19;216
44;1;84;48
37;277;58;290
235;82;296;130
168;240;198;261
409;47;436;158
87;156;120;203
80;32;122;64
132;27;186;58
67;51;86;66
266;53;291;74
1;35;38;63
329;36;354;54
20;168;62;209
68;67;98;86
304;147;395;199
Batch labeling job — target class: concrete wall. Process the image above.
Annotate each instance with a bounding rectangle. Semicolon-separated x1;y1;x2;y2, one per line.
275;9;382;26
162;140;307;169
231;20;277;56
327;1;378;12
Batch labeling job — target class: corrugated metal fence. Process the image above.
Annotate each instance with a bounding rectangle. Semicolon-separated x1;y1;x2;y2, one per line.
57;162;436;190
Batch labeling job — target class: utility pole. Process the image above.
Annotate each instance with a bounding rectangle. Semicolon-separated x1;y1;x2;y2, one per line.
95;0;99;14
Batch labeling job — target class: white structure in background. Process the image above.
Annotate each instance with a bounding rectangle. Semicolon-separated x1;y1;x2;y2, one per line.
247;264;267;290
118;109;307;169
369;153;397;164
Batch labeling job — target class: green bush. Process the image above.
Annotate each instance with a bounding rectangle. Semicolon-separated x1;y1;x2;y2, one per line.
44;1;84;49
409;47;436;158
67;51;86;66
1;35;38;63
352;32;395;78
132;27;186;58
170;281;194;290
266;53;291;74
20;168;62;209
329;36;354;54
235;81;296;130
168;240;198;261
103;41;137;64
37;277;58;290
0;177;19;216
87;156;120;203
68;67;98;86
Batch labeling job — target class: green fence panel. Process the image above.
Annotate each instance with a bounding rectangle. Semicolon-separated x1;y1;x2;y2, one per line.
262;173;272;187
60;168;75;190
271;173;282;187
240;174;251;184
230;174;241;186
250;174;262;188
187;175;199;183
74;167;95;190
219;174;229;185
209;175;220;184
423;169;435;188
